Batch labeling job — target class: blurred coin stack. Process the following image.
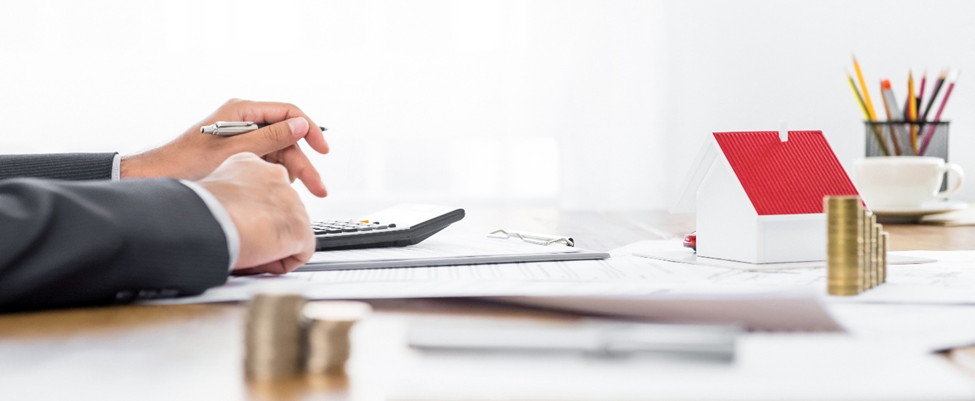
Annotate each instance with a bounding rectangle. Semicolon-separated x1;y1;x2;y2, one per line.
303;301;373;375
825;196;888;296
244;292;308;380
244;292;371;381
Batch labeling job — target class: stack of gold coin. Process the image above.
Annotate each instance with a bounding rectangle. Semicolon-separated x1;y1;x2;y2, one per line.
859;209;870;292
871;221;882;288
826;196;862;296
863;211;874;290
881;231;889;284
302;301;373;375
244;291;308;380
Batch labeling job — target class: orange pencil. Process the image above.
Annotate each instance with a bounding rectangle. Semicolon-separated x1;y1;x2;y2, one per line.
908;71;917;154
879;79;903;155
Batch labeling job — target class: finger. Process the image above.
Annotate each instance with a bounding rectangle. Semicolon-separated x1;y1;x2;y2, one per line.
235;255;306;276
278;145;327;197
227;117;308;157
235;101;329;155
230;267;265;276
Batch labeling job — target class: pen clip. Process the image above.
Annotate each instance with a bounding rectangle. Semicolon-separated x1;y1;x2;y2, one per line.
488;229;575;247
201;121;259;135
215;121;257;128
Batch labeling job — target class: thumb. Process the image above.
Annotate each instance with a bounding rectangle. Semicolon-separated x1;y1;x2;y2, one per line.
228;117;309;156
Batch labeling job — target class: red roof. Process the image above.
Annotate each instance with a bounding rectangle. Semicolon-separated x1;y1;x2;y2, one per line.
713;131;859;216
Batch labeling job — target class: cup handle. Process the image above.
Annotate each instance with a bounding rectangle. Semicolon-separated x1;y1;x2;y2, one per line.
937;163;965;199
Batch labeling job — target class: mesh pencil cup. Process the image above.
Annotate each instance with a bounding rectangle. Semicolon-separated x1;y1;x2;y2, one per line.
864;121;949;159
864;121;950;191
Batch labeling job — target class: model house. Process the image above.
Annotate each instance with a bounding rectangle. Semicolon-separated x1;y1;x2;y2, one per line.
672;130;860;264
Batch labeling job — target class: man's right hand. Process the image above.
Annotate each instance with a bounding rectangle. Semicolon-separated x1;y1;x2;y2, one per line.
195;153;315;275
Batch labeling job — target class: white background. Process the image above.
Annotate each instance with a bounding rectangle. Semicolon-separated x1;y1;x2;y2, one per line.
0;0;972;216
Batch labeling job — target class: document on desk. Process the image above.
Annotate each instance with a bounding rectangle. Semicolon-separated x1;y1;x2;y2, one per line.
149;247;844;331
298;236;610;271
392;334;975;401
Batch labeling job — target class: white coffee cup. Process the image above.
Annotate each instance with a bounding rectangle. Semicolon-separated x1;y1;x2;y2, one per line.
855;156;964;210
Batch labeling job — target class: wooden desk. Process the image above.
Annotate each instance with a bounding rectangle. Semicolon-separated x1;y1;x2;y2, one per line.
2;210;974;400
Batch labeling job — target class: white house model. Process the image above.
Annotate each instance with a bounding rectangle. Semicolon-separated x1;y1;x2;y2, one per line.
672;131;860;264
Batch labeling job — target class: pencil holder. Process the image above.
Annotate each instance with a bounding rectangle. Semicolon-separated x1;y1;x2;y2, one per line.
864;121;949;159
864;121;950;190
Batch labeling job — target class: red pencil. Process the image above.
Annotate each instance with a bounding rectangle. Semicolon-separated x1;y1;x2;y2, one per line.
917;70;927;118
919;70;960;155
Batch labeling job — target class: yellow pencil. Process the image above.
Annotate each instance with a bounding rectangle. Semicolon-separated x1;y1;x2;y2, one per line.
847;70;889;156
847;72;870;120
908;70;918;154
853;55;879;121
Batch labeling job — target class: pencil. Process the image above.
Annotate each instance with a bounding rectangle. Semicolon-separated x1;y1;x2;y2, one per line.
908;70;917;154
919;70;960;155
880;79;903;155
853;55;879;121
921;69;948;122
847;70;889;156
848;72;870;120
918;70;927;116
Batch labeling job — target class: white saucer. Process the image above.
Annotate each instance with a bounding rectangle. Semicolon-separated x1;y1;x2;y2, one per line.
871;201;967;223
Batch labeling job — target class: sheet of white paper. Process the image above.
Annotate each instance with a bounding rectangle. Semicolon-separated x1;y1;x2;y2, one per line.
150;256;678;305
832;250;975;304
490;290;842;332
391;333;975;400
152;246;975;309
300;236;608;271
827;302;975;352
633;242;936;271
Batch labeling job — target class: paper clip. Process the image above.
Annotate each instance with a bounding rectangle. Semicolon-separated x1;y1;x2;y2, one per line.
488;229;575;247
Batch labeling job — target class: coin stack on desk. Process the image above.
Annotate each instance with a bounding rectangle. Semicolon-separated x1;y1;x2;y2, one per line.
244;292;371;381
825;196;889;296
302;301;373;375
244;292;308;380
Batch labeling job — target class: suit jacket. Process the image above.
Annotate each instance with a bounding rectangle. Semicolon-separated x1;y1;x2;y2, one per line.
0;153;229;312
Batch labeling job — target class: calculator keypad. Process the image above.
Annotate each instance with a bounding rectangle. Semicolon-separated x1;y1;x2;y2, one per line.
311;220;397;235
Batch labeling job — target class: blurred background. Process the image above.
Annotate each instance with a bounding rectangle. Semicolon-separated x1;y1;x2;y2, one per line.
1;0;972;217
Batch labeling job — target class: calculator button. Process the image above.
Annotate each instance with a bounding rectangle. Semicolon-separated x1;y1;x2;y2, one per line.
375;225;388;229
358;226;374;231
387;223;396;228
342;227;358;233
326;229;343;234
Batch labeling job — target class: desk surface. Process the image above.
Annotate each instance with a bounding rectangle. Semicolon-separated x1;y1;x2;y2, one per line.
2;210;975;400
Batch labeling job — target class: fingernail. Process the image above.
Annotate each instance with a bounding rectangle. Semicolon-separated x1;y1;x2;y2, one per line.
287;117;309;139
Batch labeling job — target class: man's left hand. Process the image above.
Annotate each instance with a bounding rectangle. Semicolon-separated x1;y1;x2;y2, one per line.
120;99;329;197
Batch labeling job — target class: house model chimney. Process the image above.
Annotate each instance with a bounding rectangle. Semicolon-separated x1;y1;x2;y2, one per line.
779;120;788;142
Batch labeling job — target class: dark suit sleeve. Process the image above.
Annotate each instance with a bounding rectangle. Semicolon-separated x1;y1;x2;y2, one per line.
0;153;116;181
0;178;230;312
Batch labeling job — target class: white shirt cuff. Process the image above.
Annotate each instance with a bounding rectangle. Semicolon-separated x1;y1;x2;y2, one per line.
111;153;121;181
179;180;240;272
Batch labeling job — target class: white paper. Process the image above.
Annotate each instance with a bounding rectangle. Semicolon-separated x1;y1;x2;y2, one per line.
633;241;936;271
390;332;975;400
149;256;682;305
300;236;608;271
827;302;975;352
490;290;842;332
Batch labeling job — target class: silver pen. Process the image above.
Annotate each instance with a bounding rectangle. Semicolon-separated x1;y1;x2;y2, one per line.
200;121;328;136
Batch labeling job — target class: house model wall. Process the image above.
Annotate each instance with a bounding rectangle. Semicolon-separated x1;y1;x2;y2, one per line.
672;131;860;264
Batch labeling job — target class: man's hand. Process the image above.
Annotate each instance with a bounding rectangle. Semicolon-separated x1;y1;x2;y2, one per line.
122;99;329;197
196;153;316;275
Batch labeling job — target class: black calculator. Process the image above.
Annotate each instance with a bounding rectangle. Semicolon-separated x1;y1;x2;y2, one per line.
312;204;465;251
